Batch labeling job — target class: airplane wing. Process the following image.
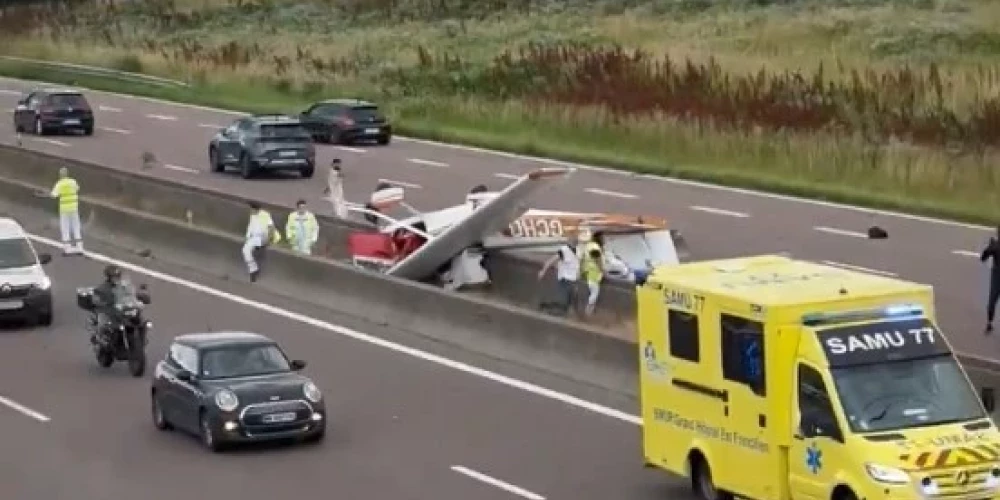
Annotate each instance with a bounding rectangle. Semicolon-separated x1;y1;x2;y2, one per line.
387;167;575;280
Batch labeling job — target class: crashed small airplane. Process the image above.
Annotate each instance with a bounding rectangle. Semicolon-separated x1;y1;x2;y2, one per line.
339;167;689;289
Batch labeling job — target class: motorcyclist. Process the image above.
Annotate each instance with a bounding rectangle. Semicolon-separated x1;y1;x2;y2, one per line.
91;264;126;346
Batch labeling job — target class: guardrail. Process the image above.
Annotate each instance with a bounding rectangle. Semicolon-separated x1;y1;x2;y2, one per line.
0;55;189;88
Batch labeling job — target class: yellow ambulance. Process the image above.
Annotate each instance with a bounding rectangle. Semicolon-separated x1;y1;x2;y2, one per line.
637;255;1000;500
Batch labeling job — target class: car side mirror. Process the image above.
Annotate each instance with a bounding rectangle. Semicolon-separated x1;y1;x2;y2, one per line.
290;359;306;371
982;387;996;413
37;253;51;265
177;370;193;382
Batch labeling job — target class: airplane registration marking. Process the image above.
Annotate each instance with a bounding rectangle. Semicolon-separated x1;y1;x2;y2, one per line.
508;218;565;238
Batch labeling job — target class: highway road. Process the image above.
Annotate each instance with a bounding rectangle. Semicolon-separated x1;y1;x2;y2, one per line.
0;77;998;362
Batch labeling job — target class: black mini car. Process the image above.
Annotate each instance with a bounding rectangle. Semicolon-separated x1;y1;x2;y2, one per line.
151;331;325;451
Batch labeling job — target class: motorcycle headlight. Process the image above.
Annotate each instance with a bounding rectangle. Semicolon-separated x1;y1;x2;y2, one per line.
35;276;51;290
303;381;322;403
865;463;910;485
214;389;239;412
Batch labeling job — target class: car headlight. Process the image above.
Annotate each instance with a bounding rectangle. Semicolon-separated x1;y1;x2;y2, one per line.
865;463;909;484
303;381;322;403
35;276;51;290
214;389;239;412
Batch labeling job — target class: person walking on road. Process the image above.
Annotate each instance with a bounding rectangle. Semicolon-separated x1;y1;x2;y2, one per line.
980;225;1000;333
285;199;319;255
324;158;348;219
243;201;280;282
537;234;580;316
50;167;83;255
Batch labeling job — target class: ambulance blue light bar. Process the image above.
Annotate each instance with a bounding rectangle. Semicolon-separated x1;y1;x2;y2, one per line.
801;304;923;326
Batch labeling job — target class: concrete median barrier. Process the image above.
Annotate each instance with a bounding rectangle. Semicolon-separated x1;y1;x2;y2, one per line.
0;143;639;324
0;162;641;396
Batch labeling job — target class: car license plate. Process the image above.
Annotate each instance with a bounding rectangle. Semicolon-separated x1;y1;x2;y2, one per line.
0;300;23;310
278;150;297;157
262;412;296;423
365;128;379;134
63;119;80;125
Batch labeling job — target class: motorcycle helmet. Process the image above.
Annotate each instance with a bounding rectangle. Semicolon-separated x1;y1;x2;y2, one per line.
104;264;122;281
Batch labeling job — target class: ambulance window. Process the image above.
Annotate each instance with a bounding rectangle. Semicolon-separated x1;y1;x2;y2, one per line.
798;364;842;441
668;309;700;362
720;314;766;397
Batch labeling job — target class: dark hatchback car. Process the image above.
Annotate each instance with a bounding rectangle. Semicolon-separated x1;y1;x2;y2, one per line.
151;331;326;452
208;114;316;179
13;88;94;136
298;99;392;145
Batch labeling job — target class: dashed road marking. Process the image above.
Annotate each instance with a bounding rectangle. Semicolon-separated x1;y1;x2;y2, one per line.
953;250;979;258
450;466;545;500
690;205;750;218
335;146;366;153
164;164;199;174
584;188;637;199
408;158;448;168
98;105;121;112
0;394;50;422
813;226;868;239
494;173;521;180
198;123;223;129
34;138;70;147
145;113;177;121
0;89;19;95
821;260;897;277
378;178;422;189
98;126;130;135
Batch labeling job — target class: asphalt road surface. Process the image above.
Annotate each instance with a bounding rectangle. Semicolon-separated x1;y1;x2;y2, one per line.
0;78;998;363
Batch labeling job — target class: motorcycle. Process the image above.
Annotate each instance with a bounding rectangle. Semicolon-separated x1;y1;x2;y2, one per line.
76;281;152;377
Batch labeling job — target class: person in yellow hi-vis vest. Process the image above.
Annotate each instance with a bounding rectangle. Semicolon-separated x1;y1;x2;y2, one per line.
243;201;281;282
50;167;83;255
578;229;605;317
285;199;319;255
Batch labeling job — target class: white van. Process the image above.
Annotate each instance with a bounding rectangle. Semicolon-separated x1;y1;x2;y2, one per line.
0;218;53;326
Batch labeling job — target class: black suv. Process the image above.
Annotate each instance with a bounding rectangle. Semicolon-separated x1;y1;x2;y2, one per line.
13;88;94;136
298;99;392;145
208;115;316;179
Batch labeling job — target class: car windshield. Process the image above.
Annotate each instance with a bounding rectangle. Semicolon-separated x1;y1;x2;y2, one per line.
832;355;985;433
0;238;36;269
199;344;291;379
47;93;87;107
260;123;309;142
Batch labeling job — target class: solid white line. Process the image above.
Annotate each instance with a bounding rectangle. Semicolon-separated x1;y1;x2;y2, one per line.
334;146;365;153
378;178;422;189
494;173;520;180
145;114;176;121
584;188;637;199
952;250;979;257
408;158;448;168
690;205;750;218
813;226;867;239
34;138;70;147
98;126;130;135
164;164;198;174
3;75;987;233
450;466;545;500
26;233;642;426
197;123;223;129
0;394;50;422
821;260;897;277
98;105;121;112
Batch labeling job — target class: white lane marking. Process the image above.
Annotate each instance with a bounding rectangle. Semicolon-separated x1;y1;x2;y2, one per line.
690;205;750;218
3;75;988;233
821;260;897;277
0;89;20;95
953;250;979;258
164;164;199;174
335;146;365;153
28;233;642;425
98;105;121;112
494;173;520;180
0;394;50;422
408;158;448;168
450;466;545;500
379;178;422;189
198;123;223;129
34;138;70;147
145;113;177;121
98;126;130;135
584;188;637;199
814;226;867;239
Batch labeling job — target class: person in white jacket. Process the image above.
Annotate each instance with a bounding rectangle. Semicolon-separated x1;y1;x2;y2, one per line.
324;158;348;219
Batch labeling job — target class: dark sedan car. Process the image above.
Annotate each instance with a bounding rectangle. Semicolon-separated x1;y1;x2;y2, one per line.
151;331;325;452
298;99;392;145
13;88;95;136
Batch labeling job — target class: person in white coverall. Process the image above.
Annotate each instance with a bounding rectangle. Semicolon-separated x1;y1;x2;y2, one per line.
243;201;280;282
285;199;319;255
324;158;348;219
50;167;83;255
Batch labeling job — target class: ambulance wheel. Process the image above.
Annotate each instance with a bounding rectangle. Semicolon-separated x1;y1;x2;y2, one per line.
833;487;858;500
691;456;732;500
